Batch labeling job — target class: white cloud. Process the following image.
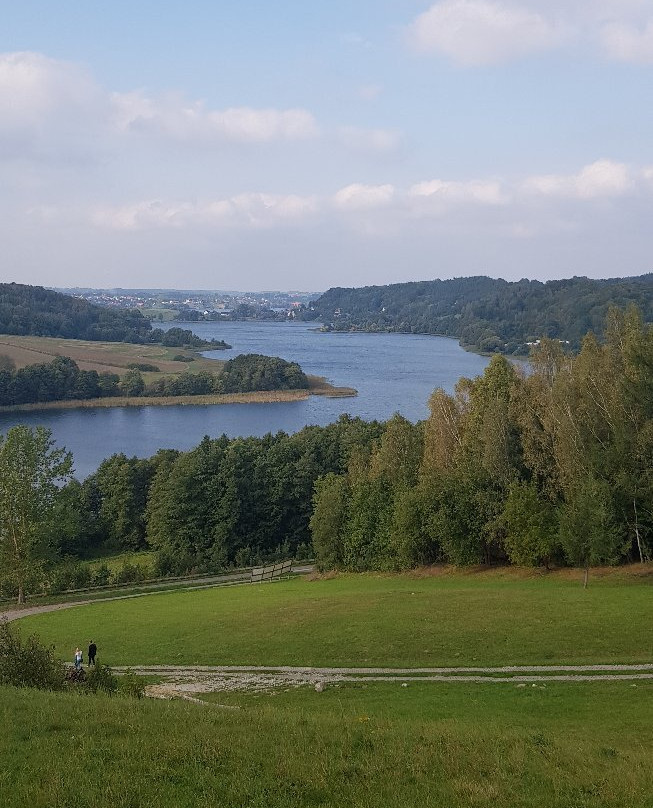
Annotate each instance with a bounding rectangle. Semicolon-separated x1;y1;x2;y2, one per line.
111;92;319;142
0;51;321;165
91;193;318;231
410;178;507;206
523;159;633;199
599;19;653;64
406;1;653;65
0;51;99;127
0;51;106;161
332;183;395;210
407;0;566;66
12;156;653;287
83;159;653;236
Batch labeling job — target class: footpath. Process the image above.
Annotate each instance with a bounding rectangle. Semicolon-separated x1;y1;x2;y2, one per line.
113;663;653;695
0;565;314;623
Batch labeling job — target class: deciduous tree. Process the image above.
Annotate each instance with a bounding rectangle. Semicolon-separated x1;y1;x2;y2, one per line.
0;425;73;603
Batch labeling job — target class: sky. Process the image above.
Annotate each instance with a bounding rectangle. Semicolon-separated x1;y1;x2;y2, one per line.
1;1;652;292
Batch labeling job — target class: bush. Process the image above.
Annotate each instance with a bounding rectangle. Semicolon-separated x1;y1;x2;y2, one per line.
70;563;93;590
84;663;118;695
0;621;65;690
92;564;111;587
64;666;86;686
48;562;93;594
119;669;145;699
113;562;147;584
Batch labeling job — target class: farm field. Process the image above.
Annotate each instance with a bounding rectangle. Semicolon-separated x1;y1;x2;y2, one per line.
0;333;221;376
19;568;653;668
2;678;651;807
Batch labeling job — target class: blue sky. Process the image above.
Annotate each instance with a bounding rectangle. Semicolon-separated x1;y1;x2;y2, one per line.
1;1;652;290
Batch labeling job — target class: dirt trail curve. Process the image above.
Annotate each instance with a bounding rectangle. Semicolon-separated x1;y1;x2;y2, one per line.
112;664;653;694
0;566;315;623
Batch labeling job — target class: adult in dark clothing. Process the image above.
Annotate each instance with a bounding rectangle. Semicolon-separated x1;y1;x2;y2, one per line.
88;641;97;666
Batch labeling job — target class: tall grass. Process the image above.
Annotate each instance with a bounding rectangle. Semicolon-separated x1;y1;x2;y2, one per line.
2;681;651;807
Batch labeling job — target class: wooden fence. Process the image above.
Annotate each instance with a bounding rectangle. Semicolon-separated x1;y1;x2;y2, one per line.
250;559;293;583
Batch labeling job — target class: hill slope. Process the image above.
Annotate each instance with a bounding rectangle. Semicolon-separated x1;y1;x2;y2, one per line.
308;274;653;353
0;283;222;348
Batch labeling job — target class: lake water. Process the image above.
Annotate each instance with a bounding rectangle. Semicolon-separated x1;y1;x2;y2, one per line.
0;321;489;478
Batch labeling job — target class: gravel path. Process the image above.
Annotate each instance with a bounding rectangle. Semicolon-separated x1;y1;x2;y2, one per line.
0;567;314;623
111;663;653;694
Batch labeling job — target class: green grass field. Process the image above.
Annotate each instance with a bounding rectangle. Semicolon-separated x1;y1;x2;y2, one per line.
2;680;651;807
19;569;653;667
8;569;653;807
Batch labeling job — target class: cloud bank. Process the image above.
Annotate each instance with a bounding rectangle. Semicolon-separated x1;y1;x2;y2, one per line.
407;0;653;65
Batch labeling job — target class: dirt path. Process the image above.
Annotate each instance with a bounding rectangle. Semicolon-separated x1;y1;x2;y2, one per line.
0;567;314;623
111;663;653;695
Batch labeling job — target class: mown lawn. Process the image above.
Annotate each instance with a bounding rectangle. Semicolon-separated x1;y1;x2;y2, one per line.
1;681;651;808
19;570;653;667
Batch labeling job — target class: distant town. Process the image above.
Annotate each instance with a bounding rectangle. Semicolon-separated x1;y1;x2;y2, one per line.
56;288;321;322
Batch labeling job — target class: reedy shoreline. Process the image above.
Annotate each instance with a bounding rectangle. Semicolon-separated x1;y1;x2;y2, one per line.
0;377;357;413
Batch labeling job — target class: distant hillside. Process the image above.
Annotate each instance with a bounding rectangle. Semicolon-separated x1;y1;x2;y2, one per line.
307;274;653;353
0;284;223;348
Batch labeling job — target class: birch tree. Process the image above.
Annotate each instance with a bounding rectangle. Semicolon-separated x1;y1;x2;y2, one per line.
0;425;72;604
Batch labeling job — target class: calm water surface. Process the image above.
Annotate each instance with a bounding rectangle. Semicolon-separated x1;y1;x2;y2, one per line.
0;322;489;477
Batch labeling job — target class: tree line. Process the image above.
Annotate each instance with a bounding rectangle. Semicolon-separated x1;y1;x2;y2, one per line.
305;274;653;355
0;415;383;601
1;307;650;602
0;283;227;348
311;306;652;581
0;354;309;406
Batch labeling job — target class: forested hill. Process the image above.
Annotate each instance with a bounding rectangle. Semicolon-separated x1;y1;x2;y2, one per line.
308;274;653;354
0;283;219;347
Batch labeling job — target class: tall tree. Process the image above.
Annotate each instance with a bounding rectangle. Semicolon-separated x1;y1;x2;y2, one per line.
0;425;73;603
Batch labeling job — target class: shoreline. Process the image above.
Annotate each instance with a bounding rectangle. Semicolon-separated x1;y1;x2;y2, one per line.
310;324;531;359
0;379;357;414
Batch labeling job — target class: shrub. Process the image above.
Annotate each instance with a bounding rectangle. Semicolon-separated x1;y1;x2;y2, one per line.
119;669;145;699
84;663;118;695
70;563;93;590
92;564;111;587
64;666;86;686
0;621;65;690
48;562;93;594
113;562;147;584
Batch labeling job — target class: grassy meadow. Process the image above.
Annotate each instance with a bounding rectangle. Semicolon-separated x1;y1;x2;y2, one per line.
18;568;653;668
7;569;653;807
2;680;651;807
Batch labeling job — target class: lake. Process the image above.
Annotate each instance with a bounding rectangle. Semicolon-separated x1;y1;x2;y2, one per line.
0;321;489;478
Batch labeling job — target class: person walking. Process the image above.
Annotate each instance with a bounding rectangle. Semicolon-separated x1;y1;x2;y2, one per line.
74;647;83;669
88;641;97;666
